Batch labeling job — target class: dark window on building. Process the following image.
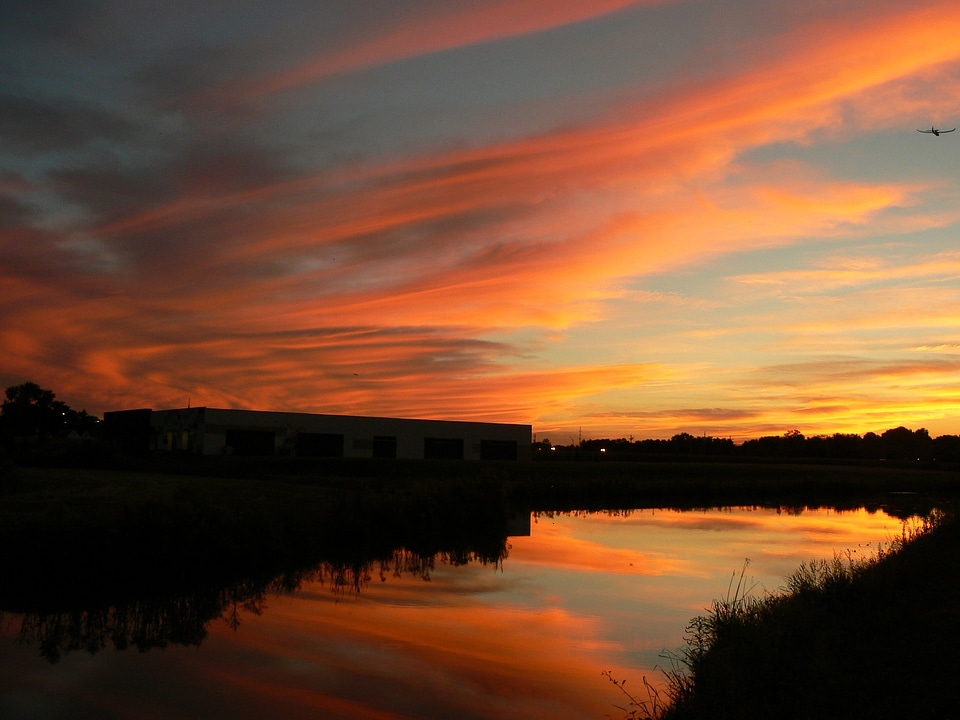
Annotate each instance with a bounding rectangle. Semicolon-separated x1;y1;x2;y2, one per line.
372;435;397;458
424;437;464;460
480;439;518;461
296;432;345;457
225;429;276;456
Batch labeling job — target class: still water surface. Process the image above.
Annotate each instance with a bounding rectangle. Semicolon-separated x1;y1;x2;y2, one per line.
1;506;913;719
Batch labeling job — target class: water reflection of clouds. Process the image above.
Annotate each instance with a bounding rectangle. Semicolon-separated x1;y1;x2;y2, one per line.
199;581;617;720
511;520;687;576
562;506;904;549
1;507;913;719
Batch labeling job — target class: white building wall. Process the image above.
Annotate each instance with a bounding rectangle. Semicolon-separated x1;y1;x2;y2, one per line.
147;407;531;460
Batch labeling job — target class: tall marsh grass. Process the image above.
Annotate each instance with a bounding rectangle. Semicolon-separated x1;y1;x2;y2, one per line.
607;510;956;720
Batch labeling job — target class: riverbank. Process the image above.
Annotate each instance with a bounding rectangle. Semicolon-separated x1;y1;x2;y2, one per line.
8;450;960;508
653;509;960;720
3;459;960;713
0;462;516;611
2;457;958;610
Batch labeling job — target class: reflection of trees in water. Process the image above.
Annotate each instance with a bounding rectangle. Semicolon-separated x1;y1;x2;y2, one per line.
269;547;504;597
533;497;944;524
6;577;275;663
5;546;507;664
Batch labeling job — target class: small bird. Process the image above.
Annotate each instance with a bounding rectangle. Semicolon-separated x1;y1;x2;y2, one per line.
917;126;956;136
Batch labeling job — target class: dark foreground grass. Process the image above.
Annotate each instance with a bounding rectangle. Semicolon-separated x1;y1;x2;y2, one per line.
0;463;515;611
620;510;960;720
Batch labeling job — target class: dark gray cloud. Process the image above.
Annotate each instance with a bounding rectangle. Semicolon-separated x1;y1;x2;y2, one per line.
134;42;270;119
45;133;295;259
0;189;37;229
0;93;136;156
49;161;174;224
0;0;109;46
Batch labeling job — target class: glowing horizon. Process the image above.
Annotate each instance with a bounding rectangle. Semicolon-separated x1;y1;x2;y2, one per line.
3;0;960;441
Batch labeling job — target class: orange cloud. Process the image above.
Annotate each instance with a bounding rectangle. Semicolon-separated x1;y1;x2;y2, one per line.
730;250;960;296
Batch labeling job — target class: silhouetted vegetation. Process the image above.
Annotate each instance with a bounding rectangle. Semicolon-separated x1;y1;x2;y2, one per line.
0;464;513;613
614;511;960;720
546;425;960;464
1;382;100;456
0;461;516;662
3;547;503;664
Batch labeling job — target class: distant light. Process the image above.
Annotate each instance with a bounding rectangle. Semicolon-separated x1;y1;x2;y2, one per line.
550;446;556;451
600;448;606;453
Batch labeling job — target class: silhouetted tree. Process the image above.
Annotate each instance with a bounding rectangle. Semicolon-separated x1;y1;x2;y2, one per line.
534;424;960;464
932;433;960;463
1;382;99;448
880;426;933;461
2;382;58;444
670;432;697;455
781;429;806;457
859;431;883;460
828;433;862;458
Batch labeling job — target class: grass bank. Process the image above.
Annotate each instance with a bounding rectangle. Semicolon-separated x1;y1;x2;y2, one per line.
12;448;960;508
0;463;514;611
620;510;960;720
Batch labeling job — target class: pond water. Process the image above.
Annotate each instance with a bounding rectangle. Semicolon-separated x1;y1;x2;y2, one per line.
1;505;915;719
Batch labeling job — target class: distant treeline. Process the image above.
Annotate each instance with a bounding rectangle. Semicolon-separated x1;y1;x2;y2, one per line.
539;426;960;463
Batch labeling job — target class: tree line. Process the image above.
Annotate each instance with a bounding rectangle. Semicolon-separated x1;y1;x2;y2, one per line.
0;381;100;450
539;426;960;463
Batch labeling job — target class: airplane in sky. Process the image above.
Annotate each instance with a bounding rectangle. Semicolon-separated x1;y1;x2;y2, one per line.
917;126;956;136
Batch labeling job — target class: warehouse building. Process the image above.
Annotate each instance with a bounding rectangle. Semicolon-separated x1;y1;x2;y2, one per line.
104;407;531;461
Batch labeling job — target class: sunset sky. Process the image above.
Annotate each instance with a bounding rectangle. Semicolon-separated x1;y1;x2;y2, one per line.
3;0;960;441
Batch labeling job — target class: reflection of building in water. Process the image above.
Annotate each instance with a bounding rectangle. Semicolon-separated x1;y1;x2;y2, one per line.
104;407;531;461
